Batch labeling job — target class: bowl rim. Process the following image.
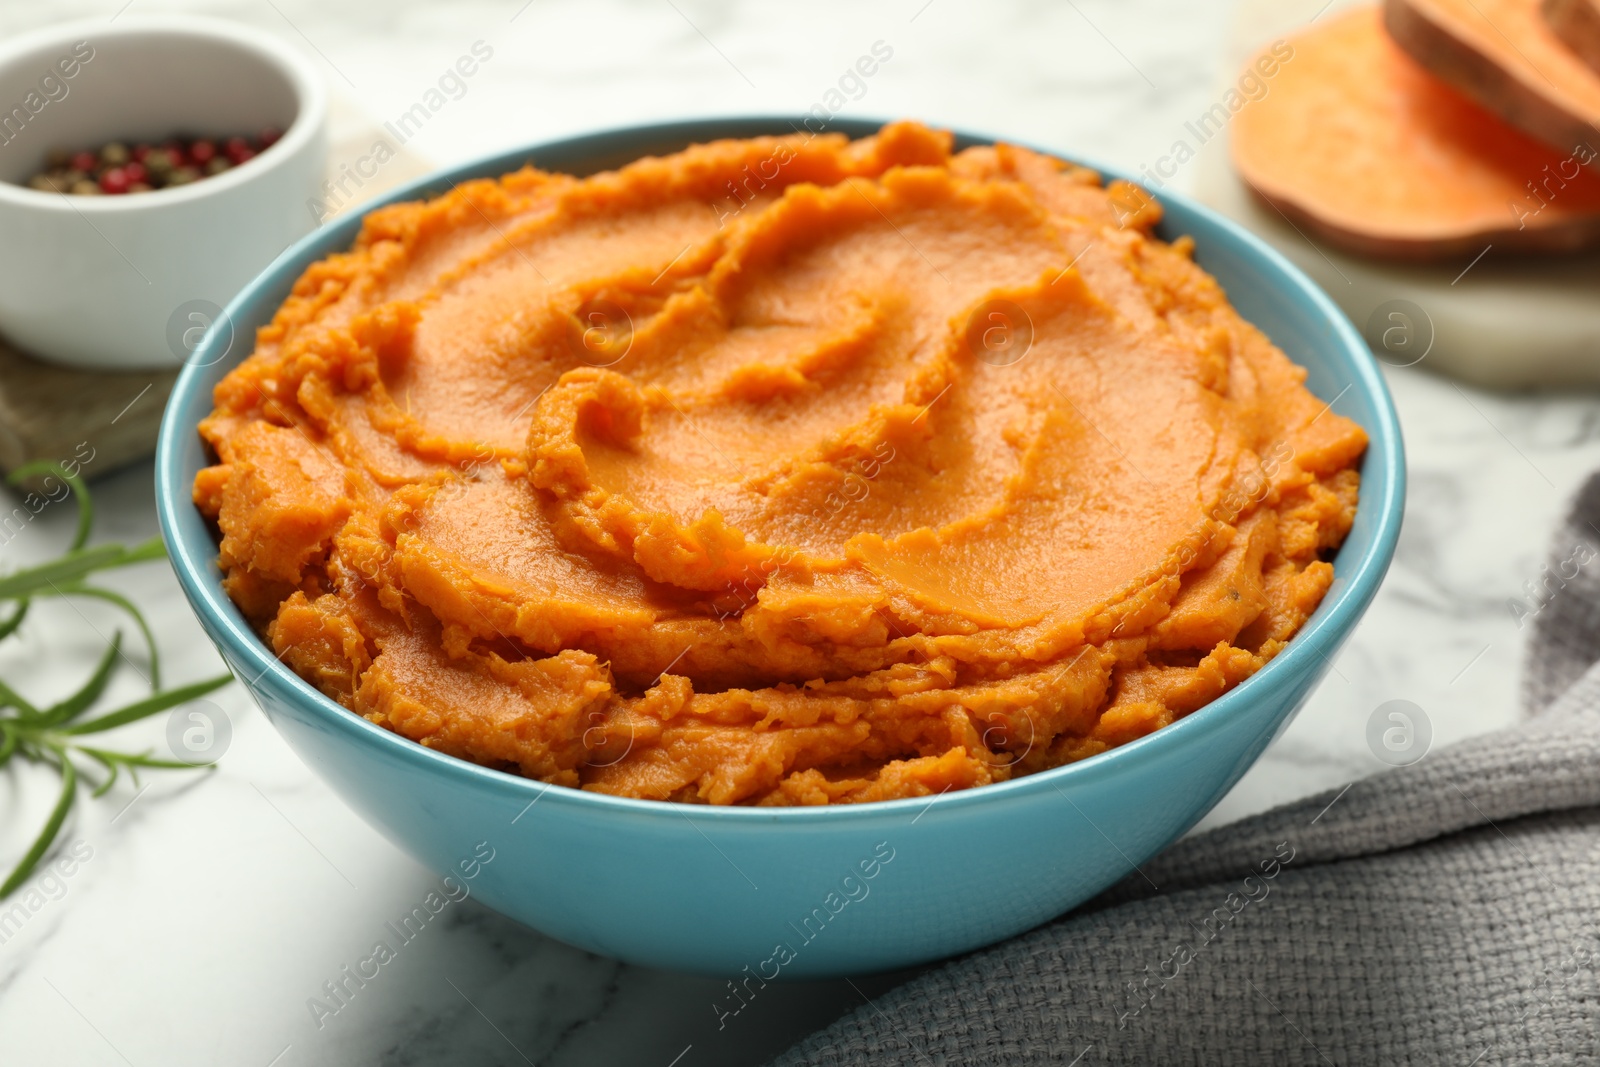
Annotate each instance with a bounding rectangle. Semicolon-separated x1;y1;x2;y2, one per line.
156;115;1406;826
0;14;327;211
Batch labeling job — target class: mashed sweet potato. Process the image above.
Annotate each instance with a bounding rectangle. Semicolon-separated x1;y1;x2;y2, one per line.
195;121;1364;805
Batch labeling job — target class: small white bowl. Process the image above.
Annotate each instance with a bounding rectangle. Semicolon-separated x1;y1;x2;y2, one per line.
0;16;327;370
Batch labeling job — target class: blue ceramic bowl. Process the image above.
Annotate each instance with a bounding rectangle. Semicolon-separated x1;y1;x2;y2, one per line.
156;117;1404;978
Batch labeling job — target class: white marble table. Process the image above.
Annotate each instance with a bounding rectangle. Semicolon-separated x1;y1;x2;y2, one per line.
0;1;1588;1064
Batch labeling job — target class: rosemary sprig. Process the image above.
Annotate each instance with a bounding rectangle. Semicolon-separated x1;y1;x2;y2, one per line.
0;462;233;898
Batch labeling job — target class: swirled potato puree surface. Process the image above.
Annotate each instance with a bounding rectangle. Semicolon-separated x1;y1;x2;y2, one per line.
196;121;1364;805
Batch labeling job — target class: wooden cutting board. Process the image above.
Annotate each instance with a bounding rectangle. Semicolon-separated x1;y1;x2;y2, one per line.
0;96;433;489
1191;0;1600;390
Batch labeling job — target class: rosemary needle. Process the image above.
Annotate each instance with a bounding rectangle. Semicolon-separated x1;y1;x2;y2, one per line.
0;462;232;898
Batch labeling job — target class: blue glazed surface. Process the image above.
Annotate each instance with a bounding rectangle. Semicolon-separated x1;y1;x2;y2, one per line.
155;117;1405;978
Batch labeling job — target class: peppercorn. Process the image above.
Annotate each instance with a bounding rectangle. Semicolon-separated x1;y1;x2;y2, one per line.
19;129;281;194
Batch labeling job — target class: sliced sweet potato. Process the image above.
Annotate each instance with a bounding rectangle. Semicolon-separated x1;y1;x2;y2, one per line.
1232;5;1600;259
1385;0;1600;162
1545;0;1600;73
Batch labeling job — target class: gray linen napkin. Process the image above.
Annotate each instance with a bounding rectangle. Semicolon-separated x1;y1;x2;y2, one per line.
772;475;1600;1066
